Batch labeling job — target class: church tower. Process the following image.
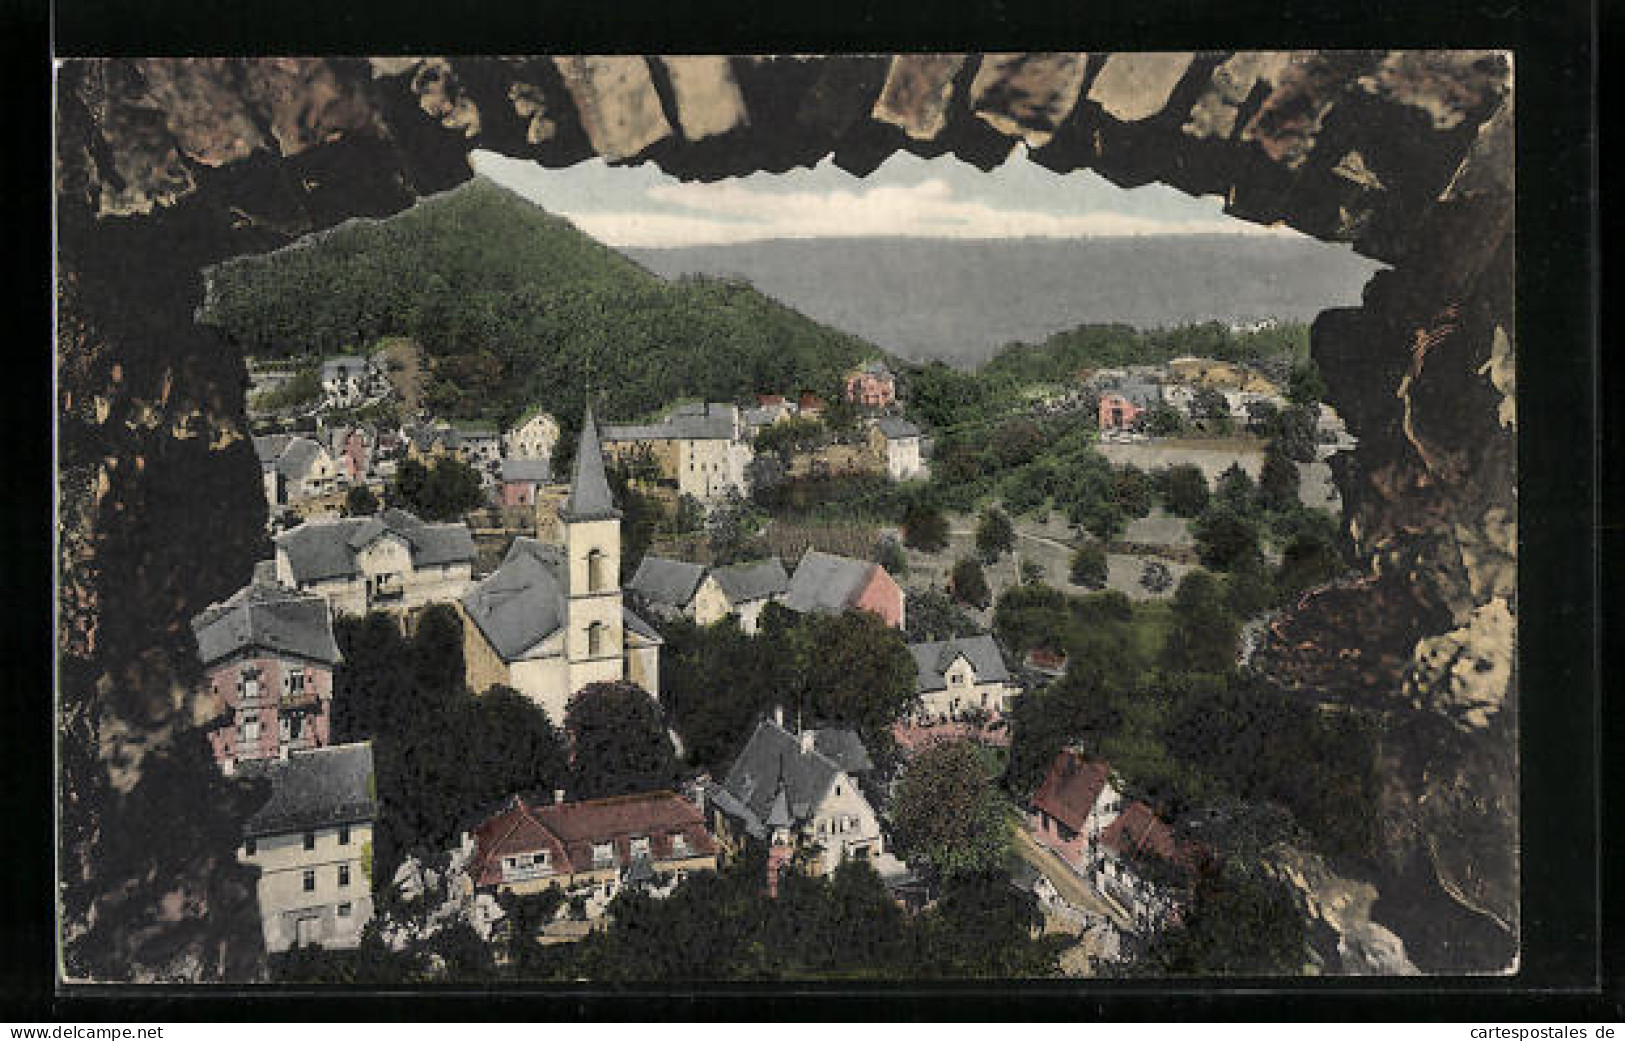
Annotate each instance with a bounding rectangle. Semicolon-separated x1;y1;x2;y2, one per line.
560;408;626;693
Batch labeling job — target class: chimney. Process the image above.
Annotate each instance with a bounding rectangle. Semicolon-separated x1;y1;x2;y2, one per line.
800;728;816;754
554;789;566;806
773;705;784;728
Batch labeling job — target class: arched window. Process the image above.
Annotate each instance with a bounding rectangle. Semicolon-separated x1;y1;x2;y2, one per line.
587;621;605;658
587;549;605;592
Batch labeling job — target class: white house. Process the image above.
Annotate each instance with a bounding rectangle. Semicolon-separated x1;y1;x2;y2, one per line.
627;555;790;635
255;435;341;506
602;403;755;503
504;410;561;462
237;741;377;953
274;507;475;616
906;634;1020;723
706;716;885;875
869;417;925;481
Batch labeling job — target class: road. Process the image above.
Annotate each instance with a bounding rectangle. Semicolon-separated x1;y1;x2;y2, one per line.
1009;825;1135;932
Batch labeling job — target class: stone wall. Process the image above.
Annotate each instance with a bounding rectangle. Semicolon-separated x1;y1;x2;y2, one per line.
55;52;1517;978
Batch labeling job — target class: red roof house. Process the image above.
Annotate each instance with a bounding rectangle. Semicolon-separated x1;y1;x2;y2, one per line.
469;791;719;896
1028;750;1120;871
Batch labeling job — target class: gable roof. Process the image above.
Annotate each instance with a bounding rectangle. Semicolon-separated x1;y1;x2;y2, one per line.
907;634;1010;693
782;550;875;616
500;457;553;483
1102;379;1163;408
709;558;790;604
1031;750;1112;834
559;408;621;522
875;417;921;440
240;742;376;838
460;537;568;661
191;578;342;668
254;435;329;480
470;791;716;887
708;719;871;840
275;508;475;585
603;402;739;443
628;555;706;609
1099;800;1202;877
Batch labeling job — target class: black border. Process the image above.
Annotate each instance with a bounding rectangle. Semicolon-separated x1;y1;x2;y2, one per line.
15;0;1609;1021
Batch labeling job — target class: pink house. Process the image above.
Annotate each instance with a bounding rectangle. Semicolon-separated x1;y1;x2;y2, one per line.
844;362;896;408
191;569;343;771
500;458;553;507
1028;750;1122;872
1097;392;1145;431
783;549;905;630
332;426;373;482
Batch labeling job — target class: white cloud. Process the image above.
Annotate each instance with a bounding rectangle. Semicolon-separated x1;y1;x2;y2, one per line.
570;177;1293;247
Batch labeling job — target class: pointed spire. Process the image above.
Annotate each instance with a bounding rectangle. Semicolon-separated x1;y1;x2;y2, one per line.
559;406;621;522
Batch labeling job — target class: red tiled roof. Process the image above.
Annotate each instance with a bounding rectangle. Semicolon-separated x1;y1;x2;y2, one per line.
757;394;786;406
1099;800;1201;875
1027;648;1067;670
799;392;827;411
470;791;717;888
1031;751;1110;834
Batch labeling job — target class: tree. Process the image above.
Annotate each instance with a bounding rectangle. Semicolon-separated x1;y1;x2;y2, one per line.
1140;560;1174;594
391;455;485;521
902;590;982;642
1078;500;1126;542
902;501;949;553
950;557;991;610
1275;531;1344;602
1216;463;1256;515
564;681;680;801
1193;504;1262;572
874;535;907;576
708;492;768;565
1258;443;1300;511
344;483;380;516
1112;465;1156;519
889;741;1012;881
1127;862;1308;976
786;611;918;742
1143;405;1187;437
1286;362;1327;408
1163;464;1211;518
1069;542;1108;589
1019;558;1046;586
975;507;1015;563
1162;570;1239;674
1191;387;1230;424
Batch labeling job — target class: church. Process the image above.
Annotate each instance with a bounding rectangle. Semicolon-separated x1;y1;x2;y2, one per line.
459;409;663;726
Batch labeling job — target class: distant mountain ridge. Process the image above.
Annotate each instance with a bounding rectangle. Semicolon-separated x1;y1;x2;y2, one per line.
628;236;1383;369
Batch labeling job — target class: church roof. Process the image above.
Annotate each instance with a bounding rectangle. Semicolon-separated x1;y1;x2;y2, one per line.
559;408;621;523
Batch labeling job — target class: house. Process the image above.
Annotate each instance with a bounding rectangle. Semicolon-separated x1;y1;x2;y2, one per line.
1095;801;1206;931
705;715;884;875
1097;379;1163;431
325;424;374;483
628;555;790;634
1028;750;1122;874
450;424;503;470
466;790;718;907
458;410;664;725
320;355;376;408
797;392;827;418
782;549;905;630
869;417;924;480
498;458;554;507
694;558;790;633
274;507;475;616
192;564;342;771
504;410;560;462
845;361;896;408
255;435;341;506
906;634;1020;724
237;741;377;953
601;402;754;503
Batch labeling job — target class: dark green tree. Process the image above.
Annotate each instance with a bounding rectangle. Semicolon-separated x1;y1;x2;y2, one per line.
1216;463;1257;515
1069;541;1109;589
902;590;982;642
1258;442;1300;511
950;557;992;610
344;483;380;516
565;681;680;800
1163;464;1211;518
1286;362;1327;408
890;741;1012;882
1127;862;1308;976
787;611;918;743
1193;504;1263;572
1162;570;1239;674
902;501;950;553
975;507;1016;563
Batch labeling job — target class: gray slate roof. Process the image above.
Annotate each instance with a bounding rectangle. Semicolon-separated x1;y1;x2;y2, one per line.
275;508;475;585
241;742;377;838
320;356;370;380
907;634;1011;693
875;417;921;440
500;458;553;483
710;558;790;604
559;409;621;522
254;434;327;480
191;579;342;668
622;605;664;644
603;402;738;442
783;550;875;617
460;538;568;661
628;556;706;609
1103;378;1164;408
708;720;871;840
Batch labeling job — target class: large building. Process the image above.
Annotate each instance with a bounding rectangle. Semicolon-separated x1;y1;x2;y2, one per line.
466;790;718;904
274;507;475;617
238;742;377;953
191;564;343;771
705;716;884;876
459;410;663;725
601;402;754;503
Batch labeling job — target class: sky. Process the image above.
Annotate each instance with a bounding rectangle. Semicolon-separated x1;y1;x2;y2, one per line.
471;148;1299;249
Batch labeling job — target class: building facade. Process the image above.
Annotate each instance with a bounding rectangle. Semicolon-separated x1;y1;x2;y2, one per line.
906;634;1020;723
238;742;377;953
274;508;475;617
504;410;561;462
601;403;754;503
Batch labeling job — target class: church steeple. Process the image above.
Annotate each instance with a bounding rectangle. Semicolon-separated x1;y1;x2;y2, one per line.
559;407;621;522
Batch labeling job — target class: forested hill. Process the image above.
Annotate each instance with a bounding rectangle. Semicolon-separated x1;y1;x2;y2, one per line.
200;177;884;425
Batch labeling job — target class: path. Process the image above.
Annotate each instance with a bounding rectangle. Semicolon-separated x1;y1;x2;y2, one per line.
1010;825;1134;932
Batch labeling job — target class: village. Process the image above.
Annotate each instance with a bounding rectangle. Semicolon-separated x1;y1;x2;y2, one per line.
202;328;1363;980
